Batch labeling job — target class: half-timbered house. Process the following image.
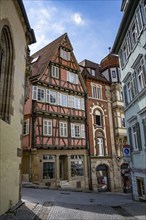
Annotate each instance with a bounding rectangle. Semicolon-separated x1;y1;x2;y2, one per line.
22;33;89;190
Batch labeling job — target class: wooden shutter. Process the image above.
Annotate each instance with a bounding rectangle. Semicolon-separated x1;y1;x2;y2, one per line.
142;118;146;147
136;122;142;150
71;123;75;137
81;124;85;138
32;86;37;100
128;127;133;152
123;85;128;106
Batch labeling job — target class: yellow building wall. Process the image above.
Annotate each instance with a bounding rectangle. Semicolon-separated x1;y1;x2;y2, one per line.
0;0;27;215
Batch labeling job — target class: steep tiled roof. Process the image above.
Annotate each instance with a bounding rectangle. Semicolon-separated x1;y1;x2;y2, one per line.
79;59;108;83
30;33;72;79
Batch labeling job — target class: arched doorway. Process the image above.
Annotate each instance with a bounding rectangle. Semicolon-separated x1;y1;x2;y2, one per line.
96;164;109;192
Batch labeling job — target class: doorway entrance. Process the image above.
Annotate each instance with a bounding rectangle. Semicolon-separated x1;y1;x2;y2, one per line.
96;164;109;192
59;155;68;180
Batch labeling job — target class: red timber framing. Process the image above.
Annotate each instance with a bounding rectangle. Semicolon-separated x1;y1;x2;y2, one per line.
22;33;89;190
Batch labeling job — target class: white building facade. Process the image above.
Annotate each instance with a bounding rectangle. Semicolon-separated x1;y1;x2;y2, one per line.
112;0;146;201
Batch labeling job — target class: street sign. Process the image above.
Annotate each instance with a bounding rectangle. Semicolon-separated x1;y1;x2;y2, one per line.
123;145;130;157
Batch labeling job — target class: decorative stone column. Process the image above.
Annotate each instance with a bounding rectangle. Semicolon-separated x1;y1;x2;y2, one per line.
67;155;71;182
84;154;89;190
55;155;60;187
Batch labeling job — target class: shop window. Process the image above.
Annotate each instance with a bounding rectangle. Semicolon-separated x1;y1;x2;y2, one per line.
71;155;84;177
43;155;55;179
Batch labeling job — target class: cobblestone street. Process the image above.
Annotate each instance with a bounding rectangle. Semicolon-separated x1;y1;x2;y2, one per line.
1;188;146;220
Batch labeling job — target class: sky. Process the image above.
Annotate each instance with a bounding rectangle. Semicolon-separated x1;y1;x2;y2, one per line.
23;0;123;64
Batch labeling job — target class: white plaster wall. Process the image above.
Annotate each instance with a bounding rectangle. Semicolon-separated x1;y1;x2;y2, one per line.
0;0;27;215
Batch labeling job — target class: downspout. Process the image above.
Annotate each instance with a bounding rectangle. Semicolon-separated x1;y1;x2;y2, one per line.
85;92;92;190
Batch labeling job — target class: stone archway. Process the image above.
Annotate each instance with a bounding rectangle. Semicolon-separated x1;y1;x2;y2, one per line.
96;164;109;192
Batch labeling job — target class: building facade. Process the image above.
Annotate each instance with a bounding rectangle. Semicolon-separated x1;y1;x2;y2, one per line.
22;33;89;190
112;0;146;200
80;59;121;192
0;0;35;215
100;54;130;192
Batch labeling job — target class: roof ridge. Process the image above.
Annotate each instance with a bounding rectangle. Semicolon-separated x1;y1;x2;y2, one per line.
31;32;67;57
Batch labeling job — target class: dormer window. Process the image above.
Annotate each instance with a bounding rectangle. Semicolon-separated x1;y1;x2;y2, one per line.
60;48;70;60
67;71;78;84
52;65;59;78
91;69;95;76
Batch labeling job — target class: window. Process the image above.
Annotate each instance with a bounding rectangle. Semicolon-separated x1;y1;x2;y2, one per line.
0;25;13;123
71;123;85;138
52;65;59;78
32;86;45;102
92;84;102;99
60;48;70;60
49;90;57;104
137;65;144;92
38;88;45;102
95;110;102;127
112;70;116;78
59;93;68;107
142;117;146;147
23;119;29;135
133;125;138;150
121;118;126;127
43;155;55;179
136;7;143;35
43;119;52;136
74;97;81;109
71;155;84;177
131;22;137;48
91;69;95;76
67;71;78;84
127;82;133;102
97;138;104;156
60;121;68;137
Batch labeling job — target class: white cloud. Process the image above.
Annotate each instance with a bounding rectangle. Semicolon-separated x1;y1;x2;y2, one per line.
72;13;85;25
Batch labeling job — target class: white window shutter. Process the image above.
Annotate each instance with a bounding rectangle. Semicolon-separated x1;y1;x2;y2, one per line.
57;92;61;105
71;123;75;137
46;89;49;103
26;119;29;134
67;52;70;60
60;48;63;58
81;124;85;138
81;98;85;110
68;95;72;107
32;86;37;100
75;74;78;84
67;71;69;81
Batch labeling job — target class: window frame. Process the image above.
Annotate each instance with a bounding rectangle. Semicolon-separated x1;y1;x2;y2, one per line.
92;84;102;99
23;119;29;135
52;65;59;79
43;119;52;136
60;121;68;137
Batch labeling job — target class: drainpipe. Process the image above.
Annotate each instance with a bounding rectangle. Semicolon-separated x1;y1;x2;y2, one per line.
85;92;92;190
